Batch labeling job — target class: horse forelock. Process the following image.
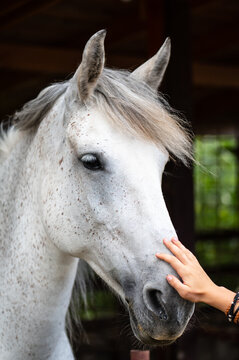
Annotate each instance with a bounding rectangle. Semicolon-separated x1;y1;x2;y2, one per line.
93;68;193;165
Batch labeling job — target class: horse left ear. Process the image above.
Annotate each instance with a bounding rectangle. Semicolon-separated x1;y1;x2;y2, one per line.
74;30;106;102
131;37;171;89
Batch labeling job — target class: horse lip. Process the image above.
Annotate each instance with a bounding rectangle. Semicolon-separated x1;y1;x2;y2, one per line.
140;336;175;347
128;308;176;347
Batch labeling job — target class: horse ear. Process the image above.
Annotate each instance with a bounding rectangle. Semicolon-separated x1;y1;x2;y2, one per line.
131;37;171;89
75;30;106;102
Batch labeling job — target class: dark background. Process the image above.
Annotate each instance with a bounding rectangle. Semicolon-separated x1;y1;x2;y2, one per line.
1;1;239;359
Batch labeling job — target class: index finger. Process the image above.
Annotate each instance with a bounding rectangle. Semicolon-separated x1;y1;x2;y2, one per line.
162;238;188;264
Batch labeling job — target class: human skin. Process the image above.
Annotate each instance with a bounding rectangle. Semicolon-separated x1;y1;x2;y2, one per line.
156;238;237;314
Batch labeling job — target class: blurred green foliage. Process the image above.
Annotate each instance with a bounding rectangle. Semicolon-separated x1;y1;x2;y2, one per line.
194;136;239;291
79;289;118;321
194;136;239;231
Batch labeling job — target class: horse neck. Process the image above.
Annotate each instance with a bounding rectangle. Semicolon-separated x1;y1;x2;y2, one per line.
0;130;78;359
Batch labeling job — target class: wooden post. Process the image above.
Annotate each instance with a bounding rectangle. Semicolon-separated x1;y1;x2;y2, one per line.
163;0;195;253
144;1;197;360
163;1;197;359
130;350;150;360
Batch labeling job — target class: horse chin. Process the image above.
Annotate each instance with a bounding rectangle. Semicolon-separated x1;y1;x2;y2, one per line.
129;310;177;347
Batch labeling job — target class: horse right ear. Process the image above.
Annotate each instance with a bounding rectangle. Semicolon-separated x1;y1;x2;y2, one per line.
130;37;171;90
74;30;106;103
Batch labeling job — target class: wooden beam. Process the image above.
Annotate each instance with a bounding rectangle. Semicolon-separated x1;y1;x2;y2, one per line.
0;1;30;16
193;63;239;88
189;0;216;8
193;88;239;134
142;0;166;55
0;44;82;75
0;43;144;75
192;23;239;60
0;0;145;50
191;0;239;60
0;0;62;30
1;43;238;88
163;2;196;359
105;17;145;49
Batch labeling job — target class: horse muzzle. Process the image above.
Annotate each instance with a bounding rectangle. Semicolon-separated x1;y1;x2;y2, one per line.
126;282;194;346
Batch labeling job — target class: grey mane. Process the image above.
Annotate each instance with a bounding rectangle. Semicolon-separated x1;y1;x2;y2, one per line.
12;81;69;130
12;68;192;165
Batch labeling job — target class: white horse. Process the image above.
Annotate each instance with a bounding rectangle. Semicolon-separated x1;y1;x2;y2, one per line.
0;30;194;360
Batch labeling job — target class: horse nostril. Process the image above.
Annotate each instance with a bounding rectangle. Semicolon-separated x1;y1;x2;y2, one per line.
144;288;168;321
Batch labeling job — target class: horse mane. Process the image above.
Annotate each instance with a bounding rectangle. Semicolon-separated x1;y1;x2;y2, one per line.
13;81;69;131
66;259;94;342
0;82;68;159
2;68;192;165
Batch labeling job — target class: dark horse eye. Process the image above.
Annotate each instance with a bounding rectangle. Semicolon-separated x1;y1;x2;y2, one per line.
80;154;103;171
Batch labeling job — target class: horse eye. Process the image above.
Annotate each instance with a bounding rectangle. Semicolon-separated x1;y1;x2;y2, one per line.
80;154;103;171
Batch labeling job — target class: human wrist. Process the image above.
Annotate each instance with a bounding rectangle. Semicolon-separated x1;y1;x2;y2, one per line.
225;292;239;324
199;281;219;305
203;285;236;313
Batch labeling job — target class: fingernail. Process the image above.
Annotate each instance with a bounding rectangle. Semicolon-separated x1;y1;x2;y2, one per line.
155;253;161;257
172;237;178;243
167;275;173;281
163;238;168;243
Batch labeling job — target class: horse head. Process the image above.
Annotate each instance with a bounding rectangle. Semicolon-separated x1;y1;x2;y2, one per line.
40;30;194;346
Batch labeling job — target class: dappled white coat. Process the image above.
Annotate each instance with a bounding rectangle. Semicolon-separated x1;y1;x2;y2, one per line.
0;31;193;360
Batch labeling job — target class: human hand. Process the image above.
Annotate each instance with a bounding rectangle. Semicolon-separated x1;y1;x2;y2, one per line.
156;238;217;304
